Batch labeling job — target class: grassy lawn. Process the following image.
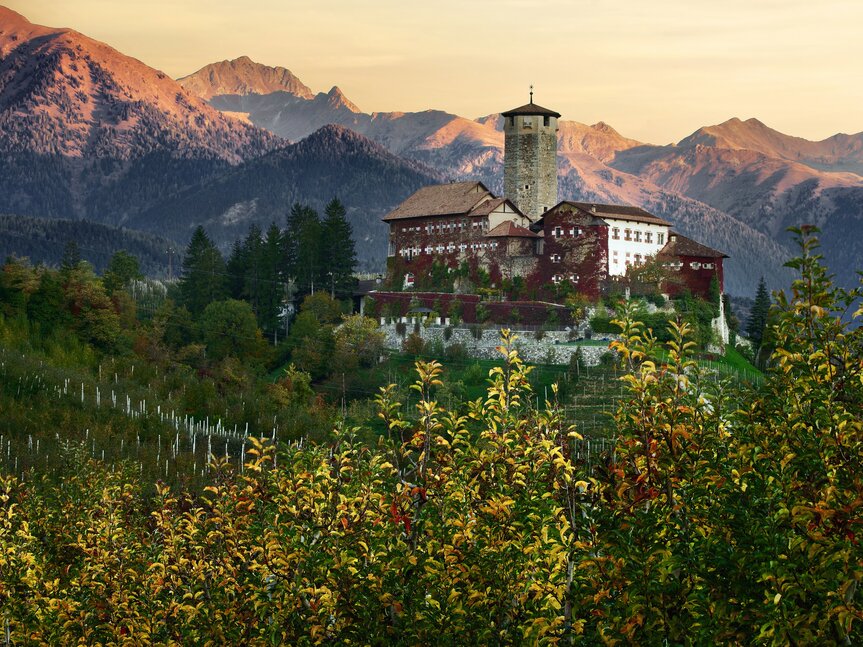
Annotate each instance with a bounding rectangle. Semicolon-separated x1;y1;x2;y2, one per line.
647;345;761;382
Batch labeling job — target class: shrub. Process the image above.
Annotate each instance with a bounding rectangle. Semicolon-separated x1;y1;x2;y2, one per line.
475;304;490;323
449;299;463;325
395;321;407;337
646;293;666;308
444;342;469;363
443;326;453;341
462;362;486;385
589;315;622;335
402;332;425;355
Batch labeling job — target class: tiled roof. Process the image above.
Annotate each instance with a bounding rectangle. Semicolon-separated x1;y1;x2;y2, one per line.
540;204;608;227
382;181;493;222
486;221;540;239
659;233;728;259
563;201;672;227
468;197;506;217
501;102;561;118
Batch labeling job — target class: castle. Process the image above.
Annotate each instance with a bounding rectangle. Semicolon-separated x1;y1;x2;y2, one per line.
383;97;727;301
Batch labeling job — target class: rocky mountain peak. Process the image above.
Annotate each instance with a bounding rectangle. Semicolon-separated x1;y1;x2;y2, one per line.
323;86;361;113
177;56;314;100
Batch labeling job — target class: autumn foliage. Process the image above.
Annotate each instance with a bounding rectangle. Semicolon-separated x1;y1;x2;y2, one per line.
0;228;861;644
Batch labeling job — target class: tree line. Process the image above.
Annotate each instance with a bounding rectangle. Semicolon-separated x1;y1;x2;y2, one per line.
178;198;357;340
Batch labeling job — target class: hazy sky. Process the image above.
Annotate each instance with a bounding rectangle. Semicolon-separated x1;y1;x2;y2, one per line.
8;0;863;143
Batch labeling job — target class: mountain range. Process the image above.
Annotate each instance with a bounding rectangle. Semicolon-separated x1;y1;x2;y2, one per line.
2;5;862;295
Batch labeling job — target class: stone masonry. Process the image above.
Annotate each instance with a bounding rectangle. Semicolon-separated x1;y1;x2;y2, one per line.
378;319;616;366
503;109;559;219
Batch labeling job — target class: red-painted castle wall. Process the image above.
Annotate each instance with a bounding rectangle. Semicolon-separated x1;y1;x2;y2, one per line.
528;208;608;300
663;255;724;298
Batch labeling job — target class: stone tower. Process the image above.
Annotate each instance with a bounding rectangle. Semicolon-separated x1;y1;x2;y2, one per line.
502;95;561;219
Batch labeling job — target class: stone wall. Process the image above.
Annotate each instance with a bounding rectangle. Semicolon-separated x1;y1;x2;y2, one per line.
379;319;615;366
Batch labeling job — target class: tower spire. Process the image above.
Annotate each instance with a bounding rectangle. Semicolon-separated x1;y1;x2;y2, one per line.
529;84;533;104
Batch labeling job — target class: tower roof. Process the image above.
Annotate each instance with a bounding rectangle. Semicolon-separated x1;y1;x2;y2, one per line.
501;101;561;118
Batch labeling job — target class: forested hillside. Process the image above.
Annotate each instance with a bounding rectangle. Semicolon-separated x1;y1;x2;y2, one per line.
0;214;174;275
128;125;442;269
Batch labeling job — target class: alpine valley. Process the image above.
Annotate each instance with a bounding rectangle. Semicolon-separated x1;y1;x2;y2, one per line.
3;5;862;295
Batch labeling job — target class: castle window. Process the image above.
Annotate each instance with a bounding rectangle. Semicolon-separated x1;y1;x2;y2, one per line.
612;227;620;240
704;263;714;269
645;231;653;244
544;116;550;127
568;228;575;236
552;274;562;284
388;241;395;257
509;116;515;127
690;262;702;270
553;226;563;237
657;233;665;245
634;254;642;263
634;230;641;242
459;243;467;252
551;253;561;263
569;274;579;282
624;229;632;241
426;224;433;234
523;117;533;128
424;246;432;254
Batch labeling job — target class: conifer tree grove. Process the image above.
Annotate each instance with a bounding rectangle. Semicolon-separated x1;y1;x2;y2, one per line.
284;203;323;297
179;226;227;316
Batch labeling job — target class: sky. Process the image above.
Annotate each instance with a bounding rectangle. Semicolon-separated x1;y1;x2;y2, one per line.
7;0;863;144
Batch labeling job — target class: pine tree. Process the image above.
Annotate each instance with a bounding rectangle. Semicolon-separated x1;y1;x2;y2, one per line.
322;198;357;299
61;240;81;271
225;239;248;300
179;226;227;316
746;276;771;351
284;203;322;297
258;223;285;338
242;224;264;315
